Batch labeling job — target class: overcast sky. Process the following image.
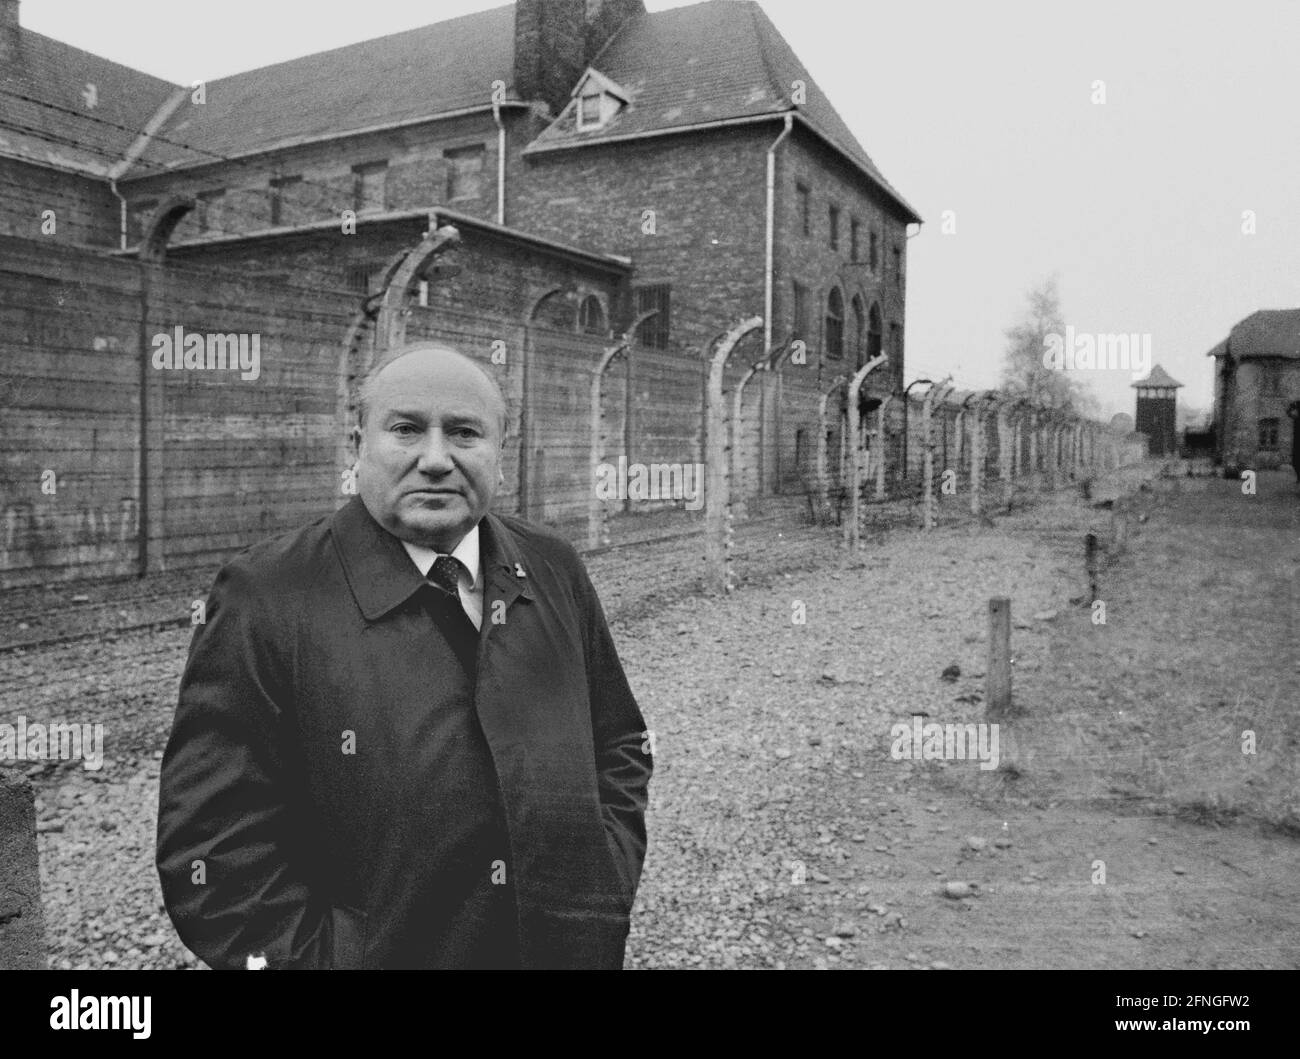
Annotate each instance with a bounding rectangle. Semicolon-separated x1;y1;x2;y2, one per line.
23;0;1300;417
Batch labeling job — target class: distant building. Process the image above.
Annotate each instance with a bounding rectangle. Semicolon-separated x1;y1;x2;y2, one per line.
1207;310;1300;471
1130;364;1183;456
1108;412;1134;435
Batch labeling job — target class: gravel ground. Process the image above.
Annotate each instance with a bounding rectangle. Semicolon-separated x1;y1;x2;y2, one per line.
12;467;1300;969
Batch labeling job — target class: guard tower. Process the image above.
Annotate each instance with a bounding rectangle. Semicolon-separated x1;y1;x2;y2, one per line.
1131;364;1183;456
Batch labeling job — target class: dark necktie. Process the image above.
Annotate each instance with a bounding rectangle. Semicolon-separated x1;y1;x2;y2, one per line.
425;555;478;674
429;554;464;598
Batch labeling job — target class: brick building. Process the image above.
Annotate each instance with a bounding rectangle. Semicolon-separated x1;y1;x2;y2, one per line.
2;0;920;499
1208;310;1300;472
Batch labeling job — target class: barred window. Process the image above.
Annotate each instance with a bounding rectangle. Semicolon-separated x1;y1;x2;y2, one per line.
579;295;606;334
792;281;809;340
825;288;844;359
634;285;671;349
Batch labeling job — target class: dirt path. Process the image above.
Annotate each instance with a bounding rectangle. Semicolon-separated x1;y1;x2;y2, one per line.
622;469;1300;969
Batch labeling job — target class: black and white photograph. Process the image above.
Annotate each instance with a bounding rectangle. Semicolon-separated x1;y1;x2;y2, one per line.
1;0;1296;1023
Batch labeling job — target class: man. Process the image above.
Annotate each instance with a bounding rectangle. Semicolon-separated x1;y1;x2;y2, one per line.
156;343;651;969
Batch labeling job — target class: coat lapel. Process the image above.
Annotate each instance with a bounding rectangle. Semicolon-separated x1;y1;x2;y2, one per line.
477;512;534;648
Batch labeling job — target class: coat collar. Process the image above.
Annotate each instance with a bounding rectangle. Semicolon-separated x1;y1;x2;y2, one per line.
331;497;533;623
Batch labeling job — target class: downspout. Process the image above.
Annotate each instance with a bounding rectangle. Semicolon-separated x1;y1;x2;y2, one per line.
109;178;128;250
764;113;794;353
493;98;506;225
764;112;794;494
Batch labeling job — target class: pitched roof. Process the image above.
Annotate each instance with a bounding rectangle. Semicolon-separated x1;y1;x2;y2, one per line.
1227;309;1300;360
525;1;920;221
129;4;521;174
0;29;177;175
1130;363;1183;388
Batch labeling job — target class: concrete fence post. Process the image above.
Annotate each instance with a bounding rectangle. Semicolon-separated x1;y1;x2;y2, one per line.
704;316;763;593
844;354;888;550
873;394;891;504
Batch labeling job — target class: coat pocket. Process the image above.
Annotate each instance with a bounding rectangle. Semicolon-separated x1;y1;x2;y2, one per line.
328;904;368;970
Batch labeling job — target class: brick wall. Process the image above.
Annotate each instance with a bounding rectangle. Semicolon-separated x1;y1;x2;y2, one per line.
0;238;351;586
118;110;521;246
0;156;119;248
1217;358;1300;470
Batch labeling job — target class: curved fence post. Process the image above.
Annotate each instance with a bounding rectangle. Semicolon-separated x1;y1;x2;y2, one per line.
374;224;461;353
588;310;658;549
731;338;790;517
966;391;986;516
705;316;764;593
817;375;848;526
873;394;892;506
922;377;953;530
844;354;888;550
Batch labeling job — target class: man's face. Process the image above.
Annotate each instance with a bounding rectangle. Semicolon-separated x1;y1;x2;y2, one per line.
355;348;504;551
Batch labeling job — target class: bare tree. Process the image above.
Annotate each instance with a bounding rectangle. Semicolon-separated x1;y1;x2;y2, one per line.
1001;276;1085;412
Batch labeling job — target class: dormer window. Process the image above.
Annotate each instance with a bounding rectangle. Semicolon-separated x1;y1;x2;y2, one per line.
578;93;603;129
571;68;628;132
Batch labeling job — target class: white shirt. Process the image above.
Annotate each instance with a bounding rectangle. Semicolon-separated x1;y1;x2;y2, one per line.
401;524;484;631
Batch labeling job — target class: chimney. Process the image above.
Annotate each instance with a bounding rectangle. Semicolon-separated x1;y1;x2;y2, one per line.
1;0;20;62
513;0;644;117
513;0;585;117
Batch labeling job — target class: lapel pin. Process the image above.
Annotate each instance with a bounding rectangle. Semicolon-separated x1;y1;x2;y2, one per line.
514;563;527;578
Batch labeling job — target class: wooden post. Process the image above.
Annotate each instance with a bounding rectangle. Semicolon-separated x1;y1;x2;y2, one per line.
987;597;1012;718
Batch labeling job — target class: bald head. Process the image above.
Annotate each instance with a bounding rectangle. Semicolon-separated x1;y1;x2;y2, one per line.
352;342;508;550
357;343;508;438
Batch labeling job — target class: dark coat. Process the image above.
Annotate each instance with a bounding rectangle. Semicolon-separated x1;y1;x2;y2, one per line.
156;497;651;969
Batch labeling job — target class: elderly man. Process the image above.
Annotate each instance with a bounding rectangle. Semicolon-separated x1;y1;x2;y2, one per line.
156;343;651;969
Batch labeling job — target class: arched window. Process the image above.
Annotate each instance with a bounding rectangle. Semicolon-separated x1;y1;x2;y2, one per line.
851;295;866;367
578;295;606;335
825;288;844;359
867;303;883;362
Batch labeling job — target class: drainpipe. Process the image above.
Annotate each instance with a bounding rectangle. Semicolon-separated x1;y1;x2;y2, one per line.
764;112;794;493
109;178;128;250
492;98;506;225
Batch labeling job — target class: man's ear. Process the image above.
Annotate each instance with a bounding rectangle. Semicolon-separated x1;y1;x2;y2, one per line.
349;425;363;462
